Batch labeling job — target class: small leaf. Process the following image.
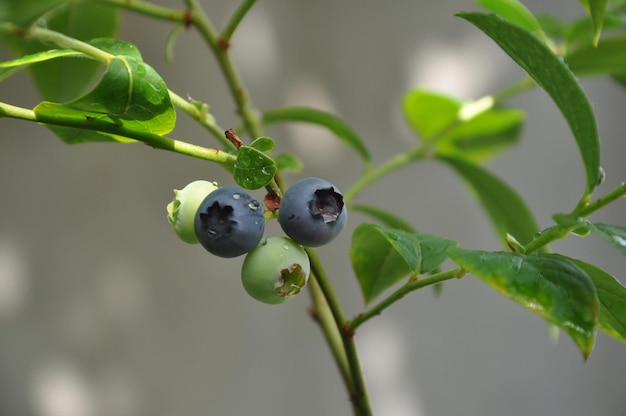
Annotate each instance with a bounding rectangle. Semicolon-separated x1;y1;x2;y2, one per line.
89;38;143;60
580;0;609;45
457;12;601;196
438;155;540;246
275;153;303;172
350;223;420;304
351;204;416;233
0;1;119;101
590;223;626;257
403;88;525;162
233;146;277;190
477;0;545;38
350;224;457;304
0;49;84;80
34;54;176;143
261;107;370;163
449;248;599;358
564;257;626;344
438;107;525;163
403;89;461;141
417;233;458;274
248;136;275;152
566;35;626;76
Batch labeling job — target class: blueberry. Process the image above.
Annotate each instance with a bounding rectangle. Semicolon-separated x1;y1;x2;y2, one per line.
241;237;310;304
167;180;219;244
194;186;265;257
278;177;347;247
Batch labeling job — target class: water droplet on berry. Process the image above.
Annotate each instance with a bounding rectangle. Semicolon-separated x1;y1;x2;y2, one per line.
248;200;260;210
233;193;241;200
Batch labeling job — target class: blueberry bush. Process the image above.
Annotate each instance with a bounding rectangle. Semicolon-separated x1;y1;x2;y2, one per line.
1;0;626;414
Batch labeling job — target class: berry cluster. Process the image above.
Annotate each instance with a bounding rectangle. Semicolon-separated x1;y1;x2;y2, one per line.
167;178;347;304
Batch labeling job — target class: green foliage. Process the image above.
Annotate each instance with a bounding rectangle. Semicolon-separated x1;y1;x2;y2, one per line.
2;0;626;413
564;257;626;343
0;0;119;101
477;0;545;38
449;248;599;358
590;223;626;256
566;35;626;76
233;146;277;190
35;53;175;143
438;155;540;245
350;224;456;303
261;107;370;164
579;0;609;45
403;88;525;163
457;12;601;197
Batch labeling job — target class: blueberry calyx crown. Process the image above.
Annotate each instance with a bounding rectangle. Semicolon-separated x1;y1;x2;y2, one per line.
309;187;345;224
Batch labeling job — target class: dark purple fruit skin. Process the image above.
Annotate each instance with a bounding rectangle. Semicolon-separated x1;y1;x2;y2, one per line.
278;177;347;247
194;187;264;258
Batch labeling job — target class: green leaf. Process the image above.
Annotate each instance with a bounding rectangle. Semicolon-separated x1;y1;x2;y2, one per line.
350;224;457;303
275;153;303;173
590;223;626;257
566;35;626;76
350;223;420;304
449;248;599;358
248;136;275;152
351;204;416;233
0;49;84;82
34;55;176;143
403;88;525;162
403;89;461;141
89;38;142;60
457;12;601;196
233;146;277;190
417;233;458;274
438;155;540;246
261;107;370;164
477;0;545;38
580;0;609;45
564;257;626;344
438;107;525;163
0;1;119;101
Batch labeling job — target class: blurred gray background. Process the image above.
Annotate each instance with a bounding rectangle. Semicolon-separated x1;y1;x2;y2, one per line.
1;1;626;415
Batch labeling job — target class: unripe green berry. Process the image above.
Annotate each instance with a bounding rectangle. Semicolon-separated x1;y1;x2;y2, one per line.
241;237;310;304
167;180;219;244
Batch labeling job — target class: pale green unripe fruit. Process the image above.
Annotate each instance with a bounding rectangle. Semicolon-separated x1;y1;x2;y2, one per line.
167;180;219;244
241;237;310;304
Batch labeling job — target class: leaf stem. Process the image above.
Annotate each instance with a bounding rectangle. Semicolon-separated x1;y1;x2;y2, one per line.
348;267;466;331
168;91;235;150
491;76;537;103
184;0;264;140
0;101;236;166
0;22;113;63
306;248;373;416
96;0;187;22
222;0;257;42
307;277;352;396
524;181;626;253
343;145;427;204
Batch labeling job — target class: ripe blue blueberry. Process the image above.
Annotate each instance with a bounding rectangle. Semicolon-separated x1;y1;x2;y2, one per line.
194;186;265;258
241;237;310;304
278;177;347;247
